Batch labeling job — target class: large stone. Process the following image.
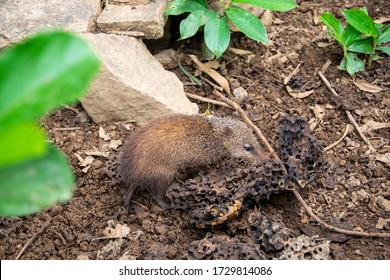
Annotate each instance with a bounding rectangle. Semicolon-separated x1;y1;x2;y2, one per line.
0;0;101;43
97;0;168;39
81;33;198;125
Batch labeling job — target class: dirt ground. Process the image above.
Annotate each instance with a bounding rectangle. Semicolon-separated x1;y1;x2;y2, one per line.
1;0;389;260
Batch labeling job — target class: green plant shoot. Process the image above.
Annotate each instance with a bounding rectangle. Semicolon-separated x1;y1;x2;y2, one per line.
165;0;297;58
320;7;390;75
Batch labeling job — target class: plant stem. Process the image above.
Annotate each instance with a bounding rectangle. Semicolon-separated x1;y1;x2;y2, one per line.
367;40;377;69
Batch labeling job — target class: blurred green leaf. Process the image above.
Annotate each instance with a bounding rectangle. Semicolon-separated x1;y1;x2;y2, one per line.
344;24;362;47
320;13;345;45
201;39;216;60
342;9;377;37
205;13;230;58
179;10;211;40
347;37;374;54
192;0;207;7
165;0;208;15
378;25;390;44
376;45;390;56
0;144;74;216
345;52;364;76
339;57;347;71
226;6;268;44
0;30;100;126
231;0;297;12
0;121;47;167
359;6;368;14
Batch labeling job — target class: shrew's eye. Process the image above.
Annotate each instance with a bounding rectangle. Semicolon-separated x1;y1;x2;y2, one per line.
244;144;253;151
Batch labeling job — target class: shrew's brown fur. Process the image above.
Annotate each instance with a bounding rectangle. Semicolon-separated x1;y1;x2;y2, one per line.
118;114;268;207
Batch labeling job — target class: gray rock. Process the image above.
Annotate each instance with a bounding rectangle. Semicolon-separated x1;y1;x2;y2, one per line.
97;0;168;39
81;33;198;125
0;0;101;43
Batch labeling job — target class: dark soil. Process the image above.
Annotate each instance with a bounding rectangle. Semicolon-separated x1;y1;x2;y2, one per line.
1;0;389;260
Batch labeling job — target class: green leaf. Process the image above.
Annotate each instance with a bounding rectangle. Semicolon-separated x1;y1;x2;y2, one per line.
359;6;368;14
320;13;345;45
345;52;364;76
179;10;211;40
226;6;268;44
192;0;208;7
231;0;297;12
0;144;74;216
344;24;362;47
0;121;47;167
376;45;390;56
201;39;216;60
375;23;383;30
378;25;390;44
339;57;347;71
165;0;208;15
205;13;230;58
342;9;377;37
347;37;374;54
0;30;100;126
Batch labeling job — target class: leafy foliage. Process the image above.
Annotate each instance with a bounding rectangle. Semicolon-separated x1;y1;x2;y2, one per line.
320;7;390;76
0;30;100;216
165;0;297;58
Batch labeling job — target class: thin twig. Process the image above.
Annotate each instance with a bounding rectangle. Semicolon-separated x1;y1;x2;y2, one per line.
292;188;390;238
318;71;376;152
323;124;350;152
53;127;81;131
211;89;390;239
61;104;79;114
201;75;224;92
15;222;51;260
53;230;67;245
212;89;277;159
186;92;232;109
130;199;148;210
284;63;301;85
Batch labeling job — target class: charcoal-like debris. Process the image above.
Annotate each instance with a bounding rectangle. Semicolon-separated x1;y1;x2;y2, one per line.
247;213;291;252
186;232;267;260
278;235;330;260
278;115;328;184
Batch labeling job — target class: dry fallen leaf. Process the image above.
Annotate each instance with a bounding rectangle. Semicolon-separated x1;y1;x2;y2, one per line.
260;9;274;26
228;47;252;56
310;104;326;120
317;42;333;48
97;239;123;260
99;127;111;141
267;51;288;64
103;223;131;239
189;54;231;94
313;9;321;25
376;153;390;167
376;196;390;211
376;218;390;230
93;220;131;241
353;79;383;93
109;139;122;150
360;120;390;133
194;60;220;76
75;153;94;167
375;16;390;24
286;86;315;99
